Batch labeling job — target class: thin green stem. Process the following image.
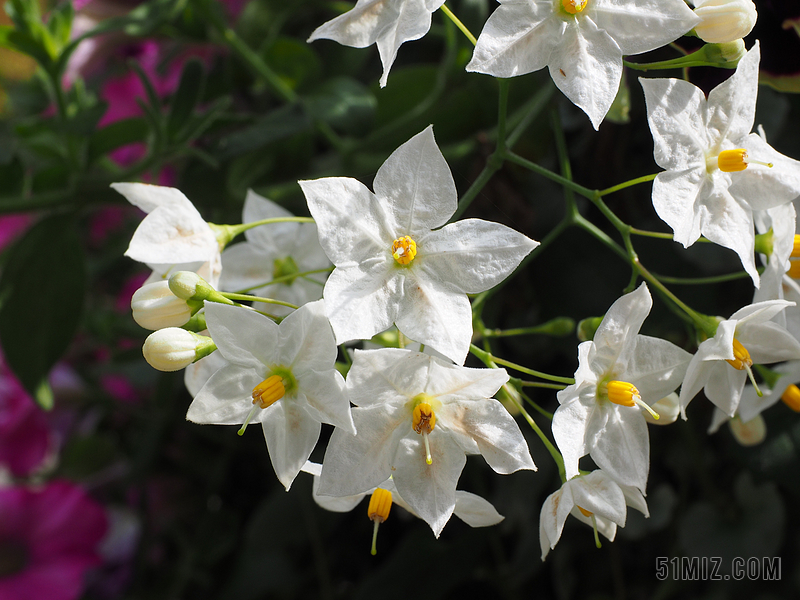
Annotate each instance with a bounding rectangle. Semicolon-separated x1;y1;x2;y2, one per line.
649;270;752;286
440;3;476;45
598;173;657;197
213;216;315;245
220;293;298;309
235;267;333;293
504;151;595;200
507;388;565;482
629;228;674;240
469;345;575;384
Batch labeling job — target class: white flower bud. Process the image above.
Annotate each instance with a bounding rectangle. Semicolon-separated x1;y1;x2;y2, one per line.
168;271;204;300
693;0;757;44
643;393;681;425
728;414;766;446
142;328;216;372
131;281;192;330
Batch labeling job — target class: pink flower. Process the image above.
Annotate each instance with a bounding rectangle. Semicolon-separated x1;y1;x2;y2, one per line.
0;481;108;600
0;376;50;477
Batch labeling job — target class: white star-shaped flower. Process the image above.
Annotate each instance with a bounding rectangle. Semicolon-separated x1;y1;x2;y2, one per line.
317;348;535;537
539;469;648;560
186;300;356;491
219;190;331;316
640;42;800;286
299;126;538;364
553;283;691;491
307;0;446;87
113;183;222;286
680;300;800;419
466;0;699;129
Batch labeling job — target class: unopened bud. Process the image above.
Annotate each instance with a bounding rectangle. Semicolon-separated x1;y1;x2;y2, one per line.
693;0;757;44
577;317;603;342
131;281;192;330
700;39;747;67
168;271;234;306
143;328;216;372
728;414;766;446
644;393;680;425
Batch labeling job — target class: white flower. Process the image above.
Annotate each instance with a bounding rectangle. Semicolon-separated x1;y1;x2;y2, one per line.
142;328;215;372
539;469;648;560
692;0;757;44
299;126;538;364
680;300;800;418
219;190;330;317
640;42;800;286
307;0;446;87
317;348;535;537
186;300;356;491
552;283;691;491
466;0;699;130
302;461;504;527
113;183;222;286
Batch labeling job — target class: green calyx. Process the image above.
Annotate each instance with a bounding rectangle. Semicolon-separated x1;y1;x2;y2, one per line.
273;256;300;285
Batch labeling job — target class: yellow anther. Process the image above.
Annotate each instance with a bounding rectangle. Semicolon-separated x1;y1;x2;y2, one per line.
788;261;800;279
368;488;393;556
412;402;436;434
606;380;660;420
607;380;641;408
391;236;417;265
562;0;588;14
792;235;800;259
726;338;752;371
577;506;593;518
368;488;393;524
717;148;773;172
781;384;800;412
251;374;286;409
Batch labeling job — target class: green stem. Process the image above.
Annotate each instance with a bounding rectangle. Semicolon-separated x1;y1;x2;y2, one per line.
504;151;595;200
235;267;333;293
507;388;565;482
440;3;476;45
469;345;574;384
220;293;298;309
598;173;657;197
651;270;752;285
219;27;296;103
629;228;674;240
212;216;315;246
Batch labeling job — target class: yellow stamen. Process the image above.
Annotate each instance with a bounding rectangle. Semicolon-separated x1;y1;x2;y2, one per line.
251;374;286;409
391;236;417;265
368;488;393;556
717;148;773;172
562;0;588;14
726;338;752;371
726;338;762;396
577;506;593;518
788;261;800;279
781;384;800;412
412;402;436;465
606;380;660;420
239;375;287;436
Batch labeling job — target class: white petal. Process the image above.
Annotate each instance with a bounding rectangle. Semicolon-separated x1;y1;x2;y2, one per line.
570;471;627;526
219;242;274;293
346;348;429;408
703;360;746;416
650;169;710;247
624;335;691;402
420;219;538;293
297;370;356;435
126;202;217;266
547;18;622;130
111;182;191;213
440;398;535;474
424;358;509;401
186;364;261;424
539;488;569;559
592;283;652;372
322;262;399;345
552;395;593;480
374;1;440;87
278;300;338;372
705;42;759;145
204;303;277;371
300;177;394;265
466;1;559;78
241;190;295;249
262;401;322;491
184;350;229;397
395;271;473;364
373;126;456;232
392;432;466;538
588;405;650;491
307;0;402;48
453;491;504;527
729;134;800;210
737;322;800;365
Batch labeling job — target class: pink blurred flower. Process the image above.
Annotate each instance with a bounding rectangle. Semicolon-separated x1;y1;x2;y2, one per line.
0;376;50;478
0;481;108;600
0;215;33;253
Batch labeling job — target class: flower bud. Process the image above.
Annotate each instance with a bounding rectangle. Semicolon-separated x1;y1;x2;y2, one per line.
643;393;680;425
131;281;192;330
143;328;216;372
700;39;747;67
168;271;234;306
728;414;766;446
693;0;757;44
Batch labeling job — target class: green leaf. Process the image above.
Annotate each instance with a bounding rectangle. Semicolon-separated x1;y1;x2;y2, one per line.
304;77;376;135
216;104;310;160
87;118;149;164
263;37;322;92
167;59;205;141
0;215;86;409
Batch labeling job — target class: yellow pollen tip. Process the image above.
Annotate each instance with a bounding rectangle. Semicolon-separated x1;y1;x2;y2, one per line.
726;338;752;371
781;384;800;412
391;236;417;265
788;260;800;279
251;375;286;409
412;402;436;434
792;235;800;259
607;380;641;408
367;488;393;523
577;506;593;518
717;148;773;172
562;0;587;14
